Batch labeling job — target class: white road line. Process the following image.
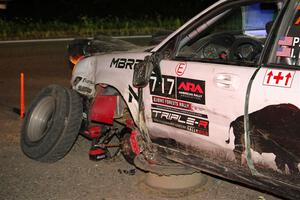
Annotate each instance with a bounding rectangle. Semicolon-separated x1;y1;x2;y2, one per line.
0;35;152;44
113;35;152;39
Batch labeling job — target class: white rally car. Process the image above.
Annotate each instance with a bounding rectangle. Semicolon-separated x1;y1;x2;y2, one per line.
21;0;300;199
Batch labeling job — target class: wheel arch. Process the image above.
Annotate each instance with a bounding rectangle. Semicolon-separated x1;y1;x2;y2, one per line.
94;82;139;127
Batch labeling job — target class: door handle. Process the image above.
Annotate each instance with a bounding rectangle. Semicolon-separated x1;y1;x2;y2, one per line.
214;74;239;90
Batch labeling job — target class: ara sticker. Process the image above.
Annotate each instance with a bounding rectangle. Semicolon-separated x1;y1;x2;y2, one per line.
177;77;205;104
263;69;295;88
175;62;187;76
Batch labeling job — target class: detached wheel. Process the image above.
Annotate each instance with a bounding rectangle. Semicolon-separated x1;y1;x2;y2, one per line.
21;85;83;162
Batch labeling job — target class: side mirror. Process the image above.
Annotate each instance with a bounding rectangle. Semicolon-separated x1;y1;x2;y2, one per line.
133;53;163;88
132;55;154;88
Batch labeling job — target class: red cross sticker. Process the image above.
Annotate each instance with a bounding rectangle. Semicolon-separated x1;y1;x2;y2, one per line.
263;69;295;88
273;72;284;84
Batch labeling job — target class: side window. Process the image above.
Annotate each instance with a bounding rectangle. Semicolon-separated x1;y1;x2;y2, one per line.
268;2;300;66
174;2;279;66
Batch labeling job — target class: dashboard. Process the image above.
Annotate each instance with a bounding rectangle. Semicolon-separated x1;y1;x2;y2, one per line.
178;32;264;64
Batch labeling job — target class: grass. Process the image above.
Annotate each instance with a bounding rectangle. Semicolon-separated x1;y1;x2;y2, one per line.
0;17;183;40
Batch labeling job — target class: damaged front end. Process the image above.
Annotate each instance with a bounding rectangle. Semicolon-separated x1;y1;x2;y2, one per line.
70;55;156;164
70;54;196;175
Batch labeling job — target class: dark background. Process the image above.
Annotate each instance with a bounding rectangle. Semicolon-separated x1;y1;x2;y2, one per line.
1;0;218;21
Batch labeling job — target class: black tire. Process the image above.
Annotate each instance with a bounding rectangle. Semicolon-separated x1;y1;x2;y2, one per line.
21;85;83;162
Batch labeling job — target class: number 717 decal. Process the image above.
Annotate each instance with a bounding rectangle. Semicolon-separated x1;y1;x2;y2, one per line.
150;76;175;96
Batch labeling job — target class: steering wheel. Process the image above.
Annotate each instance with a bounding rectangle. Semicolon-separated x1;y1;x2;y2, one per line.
193;32;235;59
228;37;263;62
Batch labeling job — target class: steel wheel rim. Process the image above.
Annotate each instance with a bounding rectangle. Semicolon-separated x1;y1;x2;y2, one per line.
27;96;55;142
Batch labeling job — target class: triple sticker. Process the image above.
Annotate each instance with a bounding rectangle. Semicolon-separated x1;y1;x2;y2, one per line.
263;69;295;88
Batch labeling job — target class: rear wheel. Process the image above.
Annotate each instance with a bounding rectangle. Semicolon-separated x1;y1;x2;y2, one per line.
21;85;83;162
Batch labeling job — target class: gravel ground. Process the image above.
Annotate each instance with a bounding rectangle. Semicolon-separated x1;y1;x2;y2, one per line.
0;39;283;200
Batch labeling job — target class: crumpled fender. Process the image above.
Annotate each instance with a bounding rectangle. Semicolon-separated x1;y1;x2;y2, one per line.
71;52;151;121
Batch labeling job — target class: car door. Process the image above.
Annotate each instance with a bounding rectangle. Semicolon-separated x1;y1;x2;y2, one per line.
143;1;280;161
246;0;300;185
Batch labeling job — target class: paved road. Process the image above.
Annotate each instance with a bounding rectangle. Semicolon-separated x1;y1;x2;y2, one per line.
0;40;283;200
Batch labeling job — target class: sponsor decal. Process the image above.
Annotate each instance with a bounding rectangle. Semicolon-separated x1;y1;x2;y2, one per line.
152;104;208;119
175;62;187;76
230;104;300;175
152;96;191;110
128;85;139;103
82;78;94;84
152;109;209;136
110;58;143;70
77;85;92;93
150;75;205;105
276;36;300;58
73;77;95;97
177;77;205;104
263;69;295;88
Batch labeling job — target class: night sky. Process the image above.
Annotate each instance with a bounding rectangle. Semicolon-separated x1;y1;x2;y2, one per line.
1;0;217;21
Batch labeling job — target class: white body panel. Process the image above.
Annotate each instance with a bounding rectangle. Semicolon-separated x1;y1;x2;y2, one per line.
143;60;257;151
249;67;300;112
